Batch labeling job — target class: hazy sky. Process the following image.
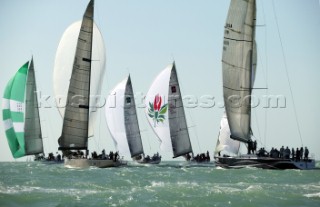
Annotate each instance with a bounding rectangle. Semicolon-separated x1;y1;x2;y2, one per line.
0;0;319;161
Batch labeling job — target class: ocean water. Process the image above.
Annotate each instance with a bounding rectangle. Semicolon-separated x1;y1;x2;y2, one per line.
0;161;319;207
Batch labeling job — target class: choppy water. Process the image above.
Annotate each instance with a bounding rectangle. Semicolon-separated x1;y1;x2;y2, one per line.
0;161;319;207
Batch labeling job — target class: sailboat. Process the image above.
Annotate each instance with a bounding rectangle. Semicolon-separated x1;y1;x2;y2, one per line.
105;75;161;164
214;0;315;170
57;0;121;168
2;59;45;160
145;62;197;161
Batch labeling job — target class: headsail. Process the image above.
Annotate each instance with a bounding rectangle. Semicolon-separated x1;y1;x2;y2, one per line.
2;60;43;158
215;112;240;156
58;0;94;150
105;76;144;158
145;63;193;158
24;59;44;155
222;0;256;143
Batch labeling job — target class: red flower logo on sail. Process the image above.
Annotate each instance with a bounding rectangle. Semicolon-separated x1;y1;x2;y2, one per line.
154;94;162;111
148;94;168;127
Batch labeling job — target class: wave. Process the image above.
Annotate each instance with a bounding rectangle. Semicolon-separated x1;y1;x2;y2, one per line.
304;192;320;198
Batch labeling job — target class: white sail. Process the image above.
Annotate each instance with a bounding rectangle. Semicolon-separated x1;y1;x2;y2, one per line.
222;0;256;143
215;112;240;155
53;20;106;137
105;76;144;157
145;63;193;158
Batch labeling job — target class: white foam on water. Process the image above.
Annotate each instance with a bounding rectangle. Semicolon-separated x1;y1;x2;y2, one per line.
151;181;165;187
176;181;199;188
244;185;263;192
0;185;100;196
304;192;320;198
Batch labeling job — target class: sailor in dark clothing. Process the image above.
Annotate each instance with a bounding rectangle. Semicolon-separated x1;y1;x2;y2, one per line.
109;151;114;160
280;146;284;158
304;147;309;160
253;140;257;154
247;139;253;154
284;146;290;159
300;147;304;160
291;148;295;160
296;148;300;161
57;154;62;161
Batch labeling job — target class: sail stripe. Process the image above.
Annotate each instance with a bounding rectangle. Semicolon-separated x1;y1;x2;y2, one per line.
9;100;25;113
3;119;13;130
9;111;24;122
12;122;24;132
3;119;24;133
2;98;10;109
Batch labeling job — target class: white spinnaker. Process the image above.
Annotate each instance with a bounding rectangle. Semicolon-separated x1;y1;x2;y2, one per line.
215;112;240;155
145;65;172;152
53;21;106;137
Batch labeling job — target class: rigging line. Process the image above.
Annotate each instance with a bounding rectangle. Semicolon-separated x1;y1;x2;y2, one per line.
176;67;202;152
259;0;269;147
98;102;102;152
253;109;262;144
140;108;152;151
187;110;202;152
272;0;303;146
34;67;52;152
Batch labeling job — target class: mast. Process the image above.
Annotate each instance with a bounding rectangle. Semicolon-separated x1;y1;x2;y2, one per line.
58;0;94;151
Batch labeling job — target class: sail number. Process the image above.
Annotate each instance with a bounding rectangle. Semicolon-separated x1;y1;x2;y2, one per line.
225;23;233;28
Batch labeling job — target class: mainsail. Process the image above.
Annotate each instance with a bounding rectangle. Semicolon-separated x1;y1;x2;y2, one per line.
222;0;256;143
145;63;193;158
53;21;106;138
2;59;44;158
105;76;144;158
58;0;95;150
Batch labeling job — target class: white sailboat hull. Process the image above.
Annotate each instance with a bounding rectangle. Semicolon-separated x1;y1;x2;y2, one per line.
64;158;126;168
